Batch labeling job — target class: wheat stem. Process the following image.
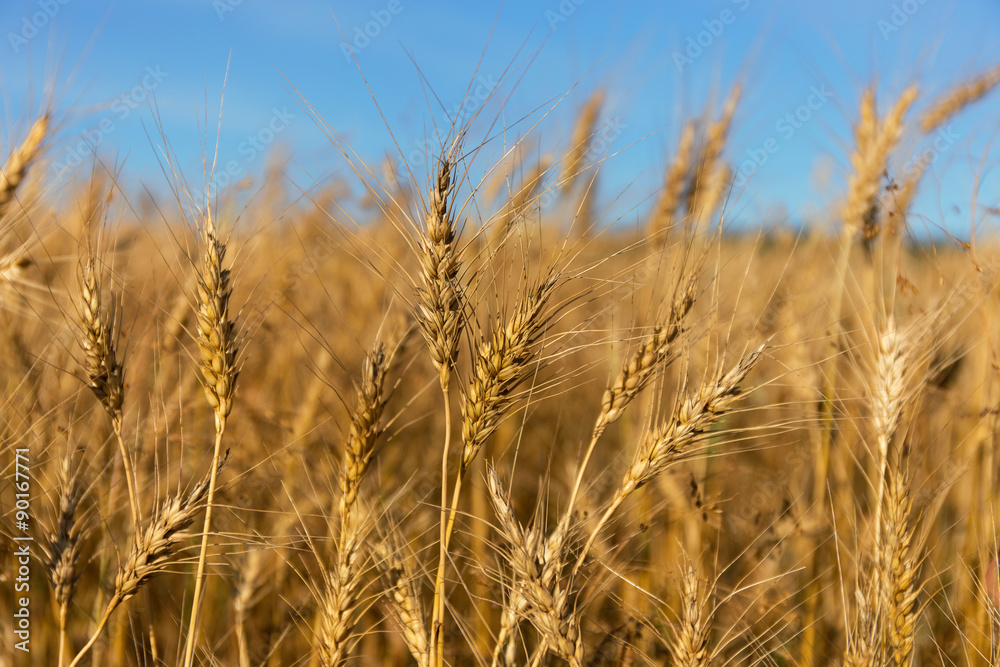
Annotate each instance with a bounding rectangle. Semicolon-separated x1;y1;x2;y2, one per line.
182;425;226;666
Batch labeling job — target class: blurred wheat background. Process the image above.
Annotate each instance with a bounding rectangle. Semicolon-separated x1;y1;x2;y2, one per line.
2;2;1000;666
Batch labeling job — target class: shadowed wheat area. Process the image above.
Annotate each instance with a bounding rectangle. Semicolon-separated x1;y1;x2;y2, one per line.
3;9;1000;667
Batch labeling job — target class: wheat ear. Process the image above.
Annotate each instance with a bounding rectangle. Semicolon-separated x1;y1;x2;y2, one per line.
810;86;917;664
921;64;1000;134
572;344;765;582
688;84;741;227
234;550;264;667
182;216;240;667
415;139;468;667
562;270;698;525
895;65;1000;218
493;156;550;244
79;255;141;536
376;534;430;667
40;455;84;667
316;343;390;666
879;466;919;666
649;121;696;245
0;114;48;219
670;556;715;667
415;143;464;390
432;271;560;663
486;464;583;667
560;90;605;198
870;318;908;549
843;85;918;235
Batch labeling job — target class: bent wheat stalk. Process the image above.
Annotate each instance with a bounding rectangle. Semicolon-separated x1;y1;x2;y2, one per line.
69;465;219;667
79;256;138;533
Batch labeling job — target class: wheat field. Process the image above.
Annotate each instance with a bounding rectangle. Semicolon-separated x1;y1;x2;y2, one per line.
2;35;1000;667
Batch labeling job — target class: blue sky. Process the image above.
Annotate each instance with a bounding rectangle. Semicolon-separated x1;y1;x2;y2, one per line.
2;0;999;235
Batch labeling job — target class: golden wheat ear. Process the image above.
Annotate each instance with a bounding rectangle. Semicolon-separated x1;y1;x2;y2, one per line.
40;452;86;666
415;140;466;390
648;121;696;246
374;531;430;667
0;113;49;220
921;64;1000;134
314;341;392;666
669;555;716;667
194;221;240;423
843;85;919;237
